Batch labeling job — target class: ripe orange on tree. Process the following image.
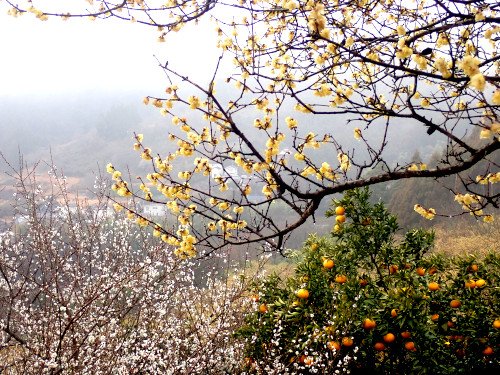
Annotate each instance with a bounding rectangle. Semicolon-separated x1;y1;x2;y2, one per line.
359;279;368;287
383;333;395;343
389;265;399;274
335;274;347;284
428;282;439;291
335;206;345;215
401;331;412;339
342;337;353;347
336;215;346;223
259;304;269;313
450;299;461;308
363;318;376;330
428;267;438;275
471;264;479;271
493;320;500;329
431;314;439;321
327;341;341;351
297;289;309;299
405;341;416;351
391;309;398;318
323;259;334;269
465;280;476;288
251;294;259;302
374;342;386;351
416;268;426;276
483;347;493;355
476;279;486;287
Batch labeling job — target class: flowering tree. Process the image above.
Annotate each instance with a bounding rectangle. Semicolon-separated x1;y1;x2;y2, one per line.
0;159;256;374
4;0;500;257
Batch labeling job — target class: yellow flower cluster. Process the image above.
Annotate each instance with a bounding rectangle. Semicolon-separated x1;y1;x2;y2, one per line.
458;56;485;91
434;58;451;79
414;204;436;220
307;3;326;34
264;133;285;162
479;122;500;139
337;153;351;172
454;193;487;217
187;96;201;109
396;38;413;59
194;157;212;176
476;172;500;184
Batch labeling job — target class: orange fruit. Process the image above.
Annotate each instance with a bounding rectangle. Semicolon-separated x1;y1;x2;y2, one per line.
383;333;395;343
342;337;353;347
297;289;309;299
335;206;345;215
404;341;415;351
431;314;439;321
359;279;368;286
259;304;269;313
471;264;479;271
476;279;486;287
251;294;259;302
335;275;347;284
416;268;426;276
327;341;341;351
298;355;307;363
450;299;461;308
323;259;334;269
299;276;309;282
310;243;318;250
465;280;476;288
336;215;346;223
493;320;500;329
389;265;399;274
304;356;314;365
401;331;412;339
428;267;437;275
362;217;371;226
374;342;386;351
428;282;439;291
483;346;493;355
363;318;376;330
334;224;341;231
391;309;398;318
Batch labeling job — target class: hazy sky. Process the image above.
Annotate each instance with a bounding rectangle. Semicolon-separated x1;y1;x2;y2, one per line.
0;6;220;95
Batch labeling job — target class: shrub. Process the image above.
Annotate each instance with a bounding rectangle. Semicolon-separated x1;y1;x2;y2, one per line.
237;188;500;374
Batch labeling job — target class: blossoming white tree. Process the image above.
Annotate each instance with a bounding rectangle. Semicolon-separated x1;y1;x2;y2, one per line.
0;158;257;374
4;0;500;257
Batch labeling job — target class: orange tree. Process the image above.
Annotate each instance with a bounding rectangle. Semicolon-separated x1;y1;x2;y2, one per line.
4;0;500;257
236;188;500;374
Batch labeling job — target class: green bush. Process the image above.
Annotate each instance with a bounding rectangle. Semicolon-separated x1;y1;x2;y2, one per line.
237;188;500;374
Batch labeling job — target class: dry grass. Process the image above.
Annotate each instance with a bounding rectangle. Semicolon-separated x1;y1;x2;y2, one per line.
432;219;500;258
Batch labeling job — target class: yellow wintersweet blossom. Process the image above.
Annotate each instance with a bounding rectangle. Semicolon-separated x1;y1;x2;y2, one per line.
113;203;123;211
484;215;494;223
434;58;451;79
233;206;244;214
492;90;500;105
111;171;121;181
354;128;361;140
187;96;201;109
470;73;486;91
458;56;481;77
414;204;436;220
207;222;217;231
396;25;406;36
337;153;351;171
